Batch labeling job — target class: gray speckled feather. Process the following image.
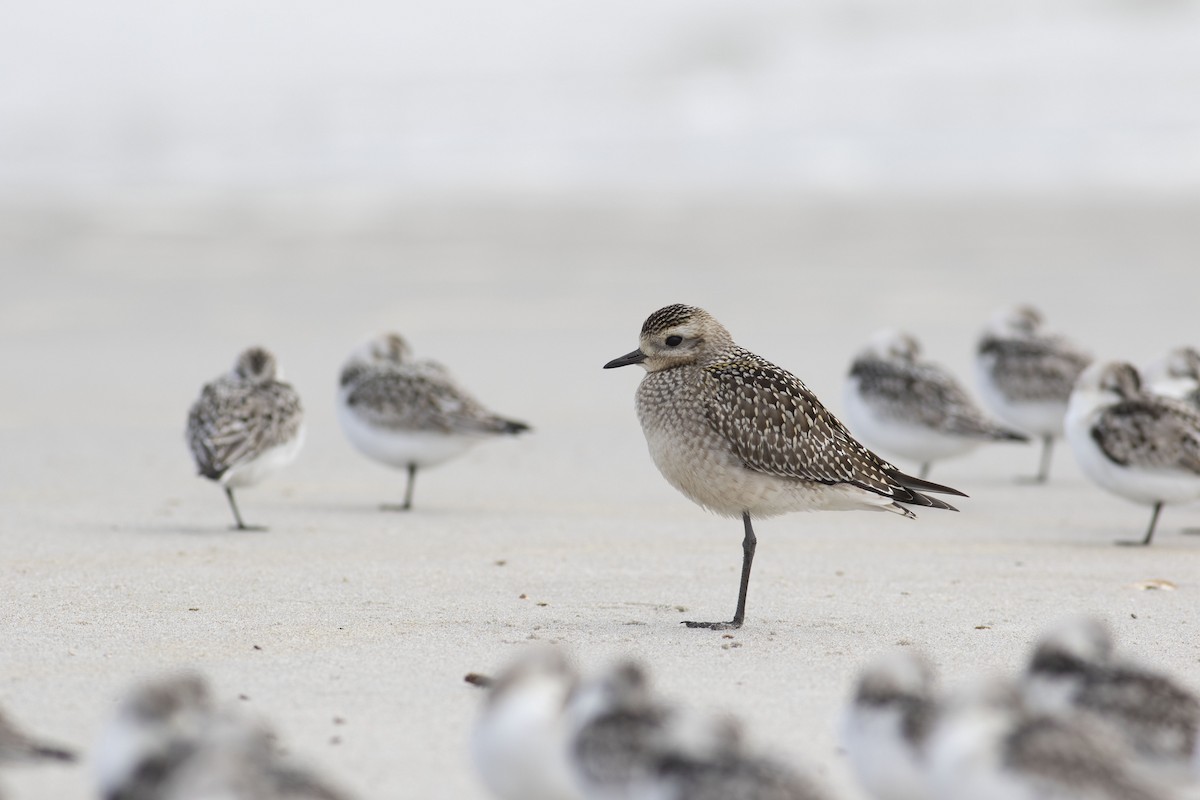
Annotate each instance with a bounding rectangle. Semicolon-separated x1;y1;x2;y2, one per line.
186;350;304;481
1003;715;1166;800
699;348;958;509
1091;398;1200;473
978;335;1091;404
850;355;1026;441
342;363;528;436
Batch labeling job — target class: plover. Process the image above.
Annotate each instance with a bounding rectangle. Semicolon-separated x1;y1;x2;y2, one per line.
1065;361;1200;545
927;677;1168;800
337;332;531;510
186;346;305;530
975;305;1091;483
1144;346;1200;409
94;672;216;800
604;304;965;629
0;706;75;765
840;649;939;800
567;661;826;800
1023;616;1200;778
471;648;584;800
96;672;351;800
844;329;1028;478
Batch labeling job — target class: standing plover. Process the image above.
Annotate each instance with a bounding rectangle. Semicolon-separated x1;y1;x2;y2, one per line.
844;329;1027;478
337;333;530;510
1023;616;1200;778
975;305;1091;483
927;678;1168;800
186;347;305;530
604;304;965;629
471;648;584;800
840;649;939;800
1065;361;1200;545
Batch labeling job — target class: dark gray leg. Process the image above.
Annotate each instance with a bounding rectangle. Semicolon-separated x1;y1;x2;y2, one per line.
1118;502;1162;547
684;512;756;630
382;464;418;511
1035;435;1054;483
919;462;931;480
224;487;264;531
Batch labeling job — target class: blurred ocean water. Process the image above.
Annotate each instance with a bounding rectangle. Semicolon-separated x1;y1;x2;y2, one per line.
3;0;1200;197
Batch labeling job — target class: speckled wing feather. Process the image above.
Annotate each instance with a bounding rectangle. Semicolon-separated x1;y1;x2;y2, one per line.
851;357;1024;440
701;349;959;508
979;335;1091;403
573;706;671;791
1091;399;1200;473
1003;717;1164;800
343;364;526;436
653;750;826;800
1079;667;1200;757
187;379;304;480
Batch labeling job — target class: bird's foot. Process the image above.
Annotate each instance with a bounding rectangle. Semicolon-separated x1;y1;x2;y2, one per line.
231;524;268;532
1015;475;1048;486
682;620;742;630
380;503;413;512
1115;539;1151;547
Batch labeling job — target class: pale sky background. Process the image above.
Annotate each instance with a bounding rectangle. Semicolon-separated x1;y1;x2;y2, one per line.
4;0;1200;195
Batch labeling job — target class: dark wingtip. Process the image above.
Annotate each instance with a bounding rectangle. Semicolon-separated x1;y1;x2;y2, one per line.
32;744;77;762
890;468;969;499
503;420;531;435
464;672;495;689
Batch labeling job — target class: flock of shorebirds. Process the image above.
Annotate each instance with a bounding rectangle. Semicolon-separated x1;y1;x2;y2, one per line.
468;615;1200;800
6;302;1197;798
4;617;1197;799
185;302;1199;627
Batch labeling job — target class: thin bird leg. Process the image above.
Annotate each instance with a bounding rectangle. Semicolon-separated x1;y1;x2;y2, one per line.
918;462;931;480
382;464;418;511
223;487;264;531
1034;435;1054;483
1118;502;1162;547
684;512;756;630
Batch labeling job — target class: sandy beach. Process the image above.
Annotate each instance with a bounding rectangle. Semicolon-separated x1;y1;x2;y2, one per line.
3;194;1200;798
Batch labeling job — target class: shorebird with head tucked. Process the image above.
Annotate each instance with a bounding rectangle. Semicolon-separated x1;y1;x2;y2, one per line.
1023;617;1200;779
841;649;939;800
186;346;305;530
604;304;965;629
844;329;1028;479
337;333;531;511
1065;361;1200;545
975;305;1091;483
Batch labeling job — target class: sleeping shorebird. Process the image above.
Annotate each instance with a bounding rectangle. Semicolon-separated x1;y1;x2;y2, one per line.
1065;361;1200;545
844;329;1027;478
927;677;1170;800
604;304;964;629
1144;345;1200;409
841;649;939;800
470;648;583;800
186;347;305;530
337;333;530;511
975;305;1091;483
565;660;826;800
1023;616;1200;780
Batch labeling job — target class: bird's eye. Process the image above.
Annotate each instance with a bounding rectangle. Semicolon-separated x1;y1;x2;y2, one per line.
665;335;683;347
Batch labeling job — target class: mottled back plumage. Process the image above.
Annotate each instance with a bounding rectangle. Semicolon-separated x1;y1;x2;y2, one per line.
977;306;1091;405
701;347;957;508
186;347;304;481
850;350;1026;441
340;334;528;437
